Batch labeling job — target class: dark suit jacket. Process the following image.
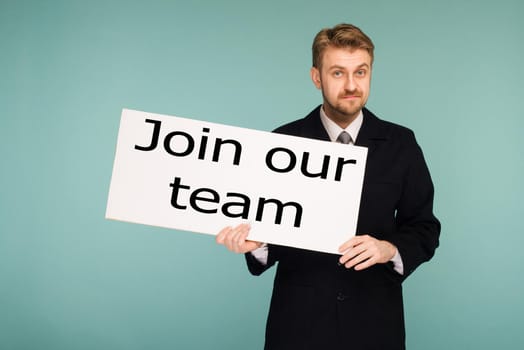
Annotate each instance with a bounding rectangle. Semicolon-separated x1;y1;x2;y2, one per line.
246;106;440;350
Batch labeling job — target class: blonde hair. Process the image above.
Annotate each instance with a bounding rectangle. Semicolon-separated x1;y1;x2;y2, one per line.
312;23;374;68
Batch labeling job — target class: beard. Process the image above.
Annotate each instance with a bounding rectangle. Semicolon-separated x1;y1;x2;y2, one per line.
322;89;366;125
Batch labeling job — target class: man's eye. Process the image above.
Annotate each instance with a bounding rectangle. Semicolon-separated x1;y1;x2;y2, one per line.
356;70;366;76
333;71;343;77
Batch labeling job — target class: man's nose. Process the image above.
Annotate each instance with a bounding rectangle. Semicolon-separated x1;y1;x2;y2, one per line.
345;76;356;91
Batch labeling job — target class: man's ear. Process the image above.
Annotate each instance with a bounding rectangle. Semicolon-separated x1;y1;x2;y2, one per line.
310;67;321;89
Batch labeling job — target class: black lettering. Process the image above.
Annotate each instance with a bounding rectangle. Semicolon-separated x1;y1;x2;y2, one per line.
222;192;251;219
190;188;219;214
334;157;357;181
265;147;297;173
198;127;210;160
300;152;330;179
255;198;303;228
164;131;195;157
135;119;161;151
212;138;242;165
169;177;191;209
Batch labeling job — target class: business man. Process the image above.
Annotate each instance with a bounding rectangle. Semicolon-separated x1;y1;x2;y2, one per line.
216;23;440;350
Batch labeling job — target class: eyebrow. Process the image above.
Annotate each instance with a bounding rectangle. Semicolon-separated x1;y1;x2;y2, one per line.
328;63;370;70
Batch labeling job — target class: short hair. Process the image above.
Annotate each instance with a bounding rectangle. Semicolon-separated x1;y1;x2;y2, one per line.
312;23;375;68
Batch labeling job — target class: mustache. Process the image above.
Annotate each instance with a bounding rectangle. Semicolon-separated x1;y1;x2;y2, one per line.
339;89;361;97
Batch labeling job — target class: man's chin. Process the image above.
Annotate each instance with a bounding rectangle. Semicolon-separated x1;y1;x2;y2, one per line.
336;105;362;119
323;100;363;122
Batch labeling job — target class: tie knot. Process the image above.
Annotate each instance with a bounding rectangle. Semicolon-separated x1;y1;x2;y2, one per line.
336;131;352;144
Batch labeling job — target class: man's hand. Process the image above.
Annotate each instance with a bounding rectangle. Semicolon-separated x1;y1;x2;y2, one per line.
216;223;263;254
338;234;397;270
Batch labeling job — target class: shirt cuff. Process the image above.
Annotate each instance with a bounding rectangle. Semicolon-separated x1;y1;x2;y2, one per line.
390;249;404;275
250;243;268;265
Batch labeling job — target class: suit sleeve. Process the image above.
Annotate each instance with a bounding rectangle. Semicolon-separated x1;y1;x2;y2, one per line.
244;244;278;276
388;131;440;280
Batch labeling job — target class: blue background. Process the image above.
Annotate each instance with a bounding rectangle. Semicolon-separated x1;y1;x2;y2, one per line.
1;0;523;349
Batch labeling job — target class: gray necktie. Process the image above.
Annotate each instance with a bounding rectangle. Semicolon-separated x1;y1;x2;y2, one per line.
336;131;352;144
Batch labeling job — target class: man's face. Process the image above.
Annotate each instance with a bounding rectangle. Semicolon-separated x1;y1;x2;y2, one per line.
310;47;372;127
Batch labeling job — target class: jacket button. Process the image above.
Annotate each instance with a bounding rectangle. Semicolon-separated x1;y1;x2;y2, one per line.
336;292;346;301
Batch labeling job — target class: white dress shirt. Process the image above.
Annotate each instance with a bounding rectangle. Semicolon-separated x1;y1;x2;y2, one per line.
251;106;404;274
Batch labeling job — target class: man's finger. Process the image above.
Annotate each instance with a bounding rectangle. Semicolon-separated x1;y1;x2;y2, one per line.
230;224;249;247
338;243;368;265
354;256;377;271
338;234;370;253
344;249;373;269
216;226;232;244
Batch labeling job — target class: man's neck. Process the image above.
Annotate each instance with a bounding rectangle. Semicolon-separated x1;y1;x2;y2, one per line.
319;106;364;143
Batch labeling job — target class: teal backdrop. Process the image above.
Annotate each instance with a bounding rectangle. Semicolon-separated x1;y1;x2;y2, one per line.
1;0;523;349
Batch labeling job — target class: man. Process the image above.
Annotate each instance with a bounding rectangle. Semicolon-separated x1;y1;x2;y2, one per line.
216;23;440;350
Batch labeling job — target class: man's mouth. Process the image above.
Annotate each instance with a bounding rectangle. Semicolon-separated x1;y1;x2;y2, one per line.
340;90;361;99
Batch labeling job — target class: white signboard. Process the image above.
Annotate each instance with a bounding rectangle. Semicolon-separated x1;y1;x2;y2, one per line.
106;109;368;254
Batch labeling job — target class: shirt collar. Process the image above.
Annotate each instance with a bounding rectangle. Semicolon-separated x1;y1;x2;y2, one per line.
319;106;364;144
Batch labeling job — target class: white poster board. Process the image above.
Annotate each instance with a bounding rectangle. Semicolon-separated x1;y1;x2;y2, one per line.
106;109;368;254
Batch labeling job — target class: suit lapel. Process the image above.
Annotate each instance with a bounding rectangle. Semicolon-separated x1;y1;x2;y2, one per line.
355;108;388;156
298;106;331;141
